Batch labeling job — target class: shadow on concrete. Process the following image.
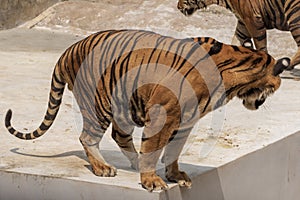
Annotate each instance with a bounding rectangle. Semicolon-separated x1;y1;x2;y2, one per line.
10;148;137;172
10;147;88;161
281;69;300;81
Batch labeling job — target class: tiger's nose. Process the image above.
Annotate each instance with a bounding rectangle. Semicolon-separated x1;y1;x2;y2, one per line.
177;1;184;9
255;99;265;109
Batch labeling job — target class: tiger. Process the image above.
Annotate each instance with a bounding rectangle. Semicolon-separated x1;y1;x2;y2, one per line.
177;0;300;69
5;29;289;192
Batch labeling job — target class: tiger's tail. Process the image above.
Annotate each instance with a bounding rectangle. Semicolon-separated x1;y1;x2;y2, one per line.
5;64;66;140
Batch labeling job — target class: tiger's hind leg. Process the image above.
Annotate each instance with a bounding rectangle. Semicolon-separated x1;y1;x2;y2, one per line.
111;121;139;170
163;127;192;188
79;113;117;177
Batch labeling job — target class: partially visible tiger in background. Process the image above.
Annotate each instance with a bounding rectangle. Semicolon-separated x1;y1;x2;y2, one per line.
5;29;289;191
177;0;300;69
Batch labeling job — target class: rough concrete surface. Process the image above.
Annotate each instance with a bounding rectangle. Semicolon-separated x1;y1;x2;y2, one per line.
0;0;61;30
0;0;300;199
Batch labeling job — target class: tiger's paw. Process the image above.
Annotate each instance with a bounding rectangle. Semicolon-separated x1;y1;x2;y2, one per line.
166;170;192;188
141;172;168;192
92;163;117;177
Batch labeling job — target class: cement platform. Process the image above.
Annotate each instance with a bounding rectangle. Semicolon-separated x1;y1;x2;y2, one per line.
0;28;300;200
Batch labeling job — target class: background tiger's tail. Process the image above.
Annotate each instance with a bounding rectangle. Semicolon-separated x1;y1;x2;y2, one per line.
5;65;66;140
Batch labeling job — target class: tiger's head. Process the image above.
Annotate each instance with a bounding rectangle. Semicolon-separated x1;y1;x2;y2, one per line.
194;37;290;110
236;57;290;110
177;0;207;16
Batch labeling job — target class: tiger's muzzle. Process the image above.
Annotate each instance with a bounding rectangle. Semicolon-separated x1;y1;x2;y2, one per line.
177;1;198;16
242;98;266;110
179;7;197;16
177;0;207;16
240;87;274;110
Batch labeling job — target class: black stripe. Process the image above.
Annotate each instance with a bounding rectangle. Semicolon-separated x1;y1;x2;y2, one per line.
214;92;227;109
176;43;199;72
202;96;211;113
45;110;57;120
208;41;223;55
116;132;132;139
95;89;113;124
49;94;62;105
220;55;253;73
235;57;264;73
266;54;272;66
52;69;64;85
8;127;14;134
141;137;150;142
119;54;131;103
289;15;300;26
25;134;32;140
5;109;12;127
267;0;276;24
16;133;23;139
254;33;266;42
33;131;41;138
232;45;240;52
169;39;190;71
217;58;235;68
40;122;50;131
285;0;295;12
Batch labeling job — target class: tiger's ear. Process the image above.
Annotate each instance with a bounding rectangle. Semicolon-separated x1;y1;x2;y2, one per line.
273;57;290;76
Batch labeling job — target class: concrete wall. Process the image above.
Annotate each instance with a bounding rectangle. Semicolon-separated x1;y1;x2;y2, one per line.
0;0;61;30
0;0;143;30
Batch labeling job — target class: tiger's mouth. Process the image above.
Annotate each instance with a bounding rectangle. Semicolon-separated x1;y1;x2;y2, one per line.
177;1;206;16
180;7;198;16
242;98;266;110
238;87;274;110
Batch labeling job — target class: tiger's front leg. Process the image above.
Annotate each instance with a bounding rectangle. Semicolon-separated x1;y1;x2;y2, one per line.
139;105;182;190
139;124;172;191
139;149;168;192
163;128;193;188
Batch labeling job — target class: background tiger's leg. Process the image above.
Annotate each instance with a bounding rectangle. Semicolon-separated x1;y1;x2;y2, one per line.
289;47;300;69
288;16;300;69
245;16;267;52
163;128;192;188
232;20;254;49
79;112;117;177
111;121;139;170
252;30;267;52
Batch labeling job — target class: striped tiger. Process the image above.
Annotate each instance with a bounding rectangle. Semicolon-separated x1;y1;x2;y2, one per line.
5;29;289;191
177;0;300;69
